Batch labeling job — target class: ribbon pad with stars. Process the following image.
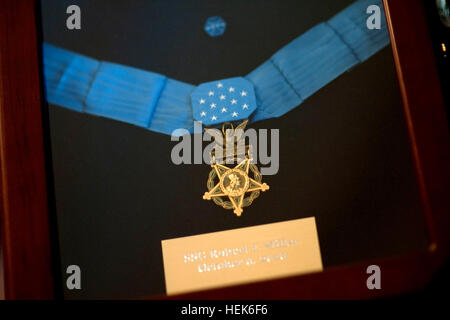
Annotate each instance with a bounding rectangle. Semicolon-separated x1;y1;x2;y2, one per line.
190;77;257;126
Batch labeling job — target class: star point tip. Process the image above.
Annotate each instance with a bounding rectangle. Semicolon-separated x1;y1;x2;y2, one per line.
203;192;211;200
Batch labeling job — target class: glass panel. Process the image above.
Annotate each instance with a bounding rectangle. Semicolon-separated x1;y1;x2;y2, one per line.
40;0;429;299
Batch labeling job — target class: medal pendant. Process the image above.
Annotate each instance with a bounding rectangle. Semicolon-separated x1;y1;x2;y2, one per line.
202;121;269;216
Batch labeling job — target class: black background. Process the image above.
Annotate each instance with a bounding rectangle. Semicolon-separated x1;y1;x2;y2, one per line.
40;0;428;299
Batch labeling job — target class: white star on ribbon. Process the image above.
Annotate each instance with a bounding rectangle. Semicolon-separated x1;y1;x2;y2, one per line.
210;103;216;108
200;111;206;117
232;112;238;117
221;107;227;113
200;98;205;104
231;99;237;105
212;115;217;121
208;91;214;96
241;91;247;96
229;87;235;92
217;83;223;88
220;95;226;100
242;104;249;109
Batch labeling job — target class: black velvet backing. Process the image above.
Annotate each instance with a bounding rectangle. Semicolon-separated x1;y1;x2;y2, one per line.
40;0;429;299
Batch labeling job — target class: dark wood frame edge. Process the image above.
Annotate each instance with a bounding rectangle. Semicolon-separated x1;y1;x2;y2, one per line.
0;0;54;299
0;0;449;299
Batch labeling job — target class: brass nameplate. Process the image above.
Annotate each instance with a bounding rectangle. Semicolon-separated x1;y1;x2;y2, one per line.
161;217;323;295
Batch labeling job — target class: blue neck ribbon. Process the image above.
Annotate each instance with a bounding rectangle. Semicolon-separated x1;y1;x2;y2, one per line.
43;0;390;135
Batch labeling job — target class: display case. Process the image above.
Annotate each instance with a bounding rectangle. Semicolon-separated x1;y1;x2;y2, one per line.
0;0;449;299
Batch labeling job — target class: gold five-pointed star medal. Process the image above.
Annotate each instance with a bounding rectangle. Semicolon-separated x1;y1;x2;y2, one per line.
203;147;269;216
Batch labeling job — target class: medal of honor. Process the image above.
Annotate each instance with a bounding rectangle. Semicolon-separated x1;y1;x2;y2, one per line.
42;1;390;217
191;78;270;216
202;121;269;216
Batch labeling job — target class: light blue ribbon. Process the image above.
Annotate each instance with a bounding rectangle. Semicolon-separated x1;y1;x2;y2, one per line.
43;0;390;135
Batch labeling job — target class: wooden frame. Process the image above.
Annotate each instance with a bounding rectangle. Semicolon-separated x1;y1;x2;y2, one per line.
1;0;449;299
